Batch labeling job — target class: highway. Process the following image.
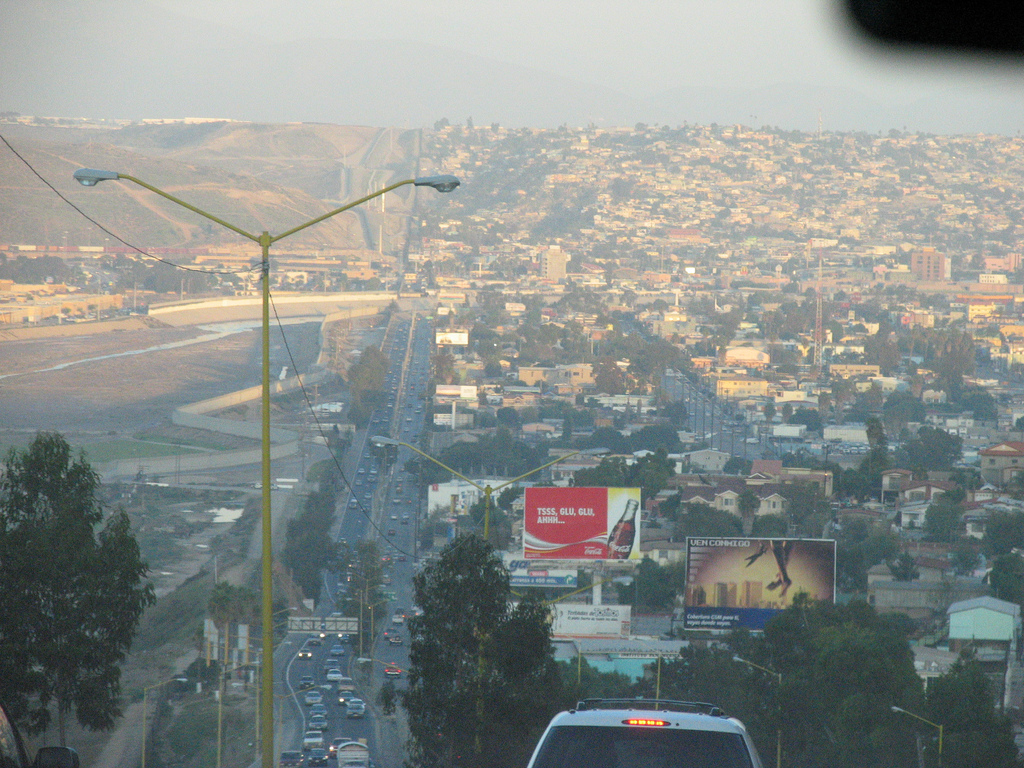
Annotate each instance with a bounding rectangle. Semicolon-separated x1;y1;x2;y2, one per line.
275;314;433;768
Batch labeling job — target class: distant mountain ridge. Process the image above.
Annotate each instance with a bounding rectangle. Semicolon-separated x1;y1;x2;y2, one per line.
0;122;419;249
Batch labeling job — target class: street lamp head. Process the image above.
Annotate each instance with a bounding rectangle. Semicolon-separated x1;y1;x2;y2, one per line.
371;436;401;447
891;706;905;713
414;174;460;193
579;447;610;456
73;168;120;187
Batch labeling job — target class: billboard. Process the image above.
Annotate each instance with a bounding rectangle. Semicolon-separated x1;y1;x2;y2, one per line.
435;384;478;400
551;604;631;638
504;558;578;588
524;487;642;560
683;537;836;631
435;330;469;345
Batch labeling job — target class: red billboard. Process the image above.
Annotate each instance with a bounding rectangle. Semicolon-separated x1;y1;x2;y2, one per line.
523;487;641;560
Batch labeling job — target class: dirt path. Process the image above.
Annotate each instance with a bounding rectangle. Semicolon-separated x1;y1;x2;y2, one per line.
93;650;198;768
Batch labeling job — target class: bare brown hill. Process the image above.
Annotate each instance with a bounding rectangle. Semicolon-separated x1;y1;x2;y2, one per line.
0;121;421;248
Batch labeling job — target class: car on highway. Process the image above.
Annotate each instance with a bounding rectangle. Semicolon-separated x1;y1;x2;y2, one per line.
326;668;345;682
525;699;763;768
336;676;356;693
304;690;323;706
330;644;346;656
279;750;303;768
306;636;322;646
309;703;328;717
345;698;367;718
298;675;315;689
387;633;404;645
301;731;324;751
306;748;329;767
384;664;402;677
297;647;313;659
308;714;329;731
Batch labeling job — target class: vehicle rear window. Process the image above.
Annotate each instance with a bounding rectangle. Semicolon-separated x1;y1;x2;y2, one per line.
531;724;754;768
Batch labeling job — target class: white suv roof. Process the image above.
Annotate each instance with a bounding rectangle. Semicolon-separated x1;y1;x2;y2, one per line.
526;699;763;768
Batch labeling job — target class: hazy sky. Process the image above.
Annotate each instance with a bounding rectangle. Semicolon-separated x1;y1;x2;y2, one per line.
2;0;1023;133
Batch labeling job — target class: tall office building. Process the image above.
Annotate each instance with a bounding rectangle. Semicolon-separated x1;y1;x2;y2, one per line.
910;247;951;281
540;247;568;281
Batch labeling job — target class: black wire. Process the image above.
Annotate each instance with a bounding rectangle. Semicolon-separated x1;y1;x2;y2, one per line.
268;291;417;560
0;133;249;277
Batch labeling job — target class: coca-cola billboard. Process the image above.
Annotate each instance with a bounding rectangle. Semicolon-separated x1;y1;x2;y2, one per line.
523;487;642;560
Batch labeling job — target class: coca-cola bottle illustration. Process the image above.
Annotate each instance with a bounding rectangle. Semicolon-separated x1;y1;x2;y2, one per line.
607;498;638;559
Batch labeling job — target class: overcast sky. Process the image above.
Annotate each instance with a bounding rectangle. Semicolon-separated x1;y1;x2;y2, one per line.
2;0;1023;133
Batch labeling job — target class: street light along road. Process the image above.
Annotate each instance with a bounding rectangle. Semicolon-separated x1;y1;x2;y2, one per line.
74;167;459;768
370;436;607;541
891;705;944;768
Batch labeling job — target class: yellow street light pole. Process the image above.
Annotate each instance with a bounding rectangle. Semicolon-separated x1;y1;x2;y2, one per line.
734;655;782;768
74;168;459;768
370;437;605;540
892;706;943;768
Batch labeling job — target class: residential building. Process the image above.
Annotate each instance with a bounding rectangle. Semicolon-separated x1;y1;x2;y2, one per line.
980;442;1024;485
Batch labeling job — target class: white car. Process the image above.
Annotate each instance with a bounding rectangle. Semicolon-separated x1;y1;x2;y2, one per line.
302;731;325;751
304;689;323;706
326;668;345;682
525;699;764;768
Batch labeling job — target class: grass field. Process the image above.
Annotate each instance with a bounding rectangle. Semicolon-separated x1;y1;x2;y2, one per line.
132;429;242;451
82;439;204;463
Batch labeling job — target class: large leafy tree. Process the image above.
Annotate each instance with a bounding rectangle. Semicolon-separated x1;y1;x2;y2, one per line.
403;535;558;768
741;598;922;768
925;657;1020;768
0;432;155;742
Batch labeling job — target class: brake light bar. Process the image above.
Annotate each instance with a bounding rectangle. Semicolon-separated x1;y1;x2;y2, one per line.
624;718;669;727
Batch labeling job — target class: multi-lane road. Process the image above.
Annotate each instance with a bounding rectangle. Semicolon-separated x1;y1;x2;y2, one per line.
275;314;434;768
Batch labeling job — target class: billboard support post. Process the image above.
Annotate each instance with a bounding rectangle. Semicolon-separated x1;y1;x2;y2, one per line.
592;562;604;605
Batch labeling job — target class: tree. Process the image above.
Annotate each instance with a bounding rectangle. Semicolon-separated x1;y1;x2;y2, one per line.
882;391;925;433
789;407;823;433
983;510;1024;557
988;554;1024;605
615;558;686;612
899;426;963;471
888;550;919;581
377;680;397;716
866;416;887;449
592;358;626;395
404;535;558;768
923;496;963;542
654;599;923;768
0;433;155;741
674;501;743;540
751;514;788;537
958;387;998;422
925;657;1020;768
737;488;761;530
